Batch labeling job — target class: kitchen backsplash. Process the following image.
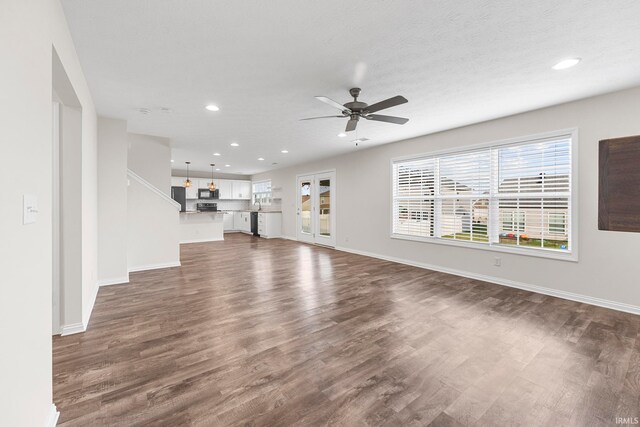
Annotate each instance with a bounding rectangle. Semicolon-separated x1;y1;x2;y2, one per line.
186;199;250;212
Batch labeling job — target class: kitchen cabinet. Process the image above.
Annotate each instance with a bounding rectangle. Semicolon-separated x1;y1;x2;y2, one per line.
222;211;235;231
198;178;213;190
242;212;251;232
217;179;233;199
257;212;282;238
233;211;250;232
232;180;251;200
185;183;198;199
172;177;251;200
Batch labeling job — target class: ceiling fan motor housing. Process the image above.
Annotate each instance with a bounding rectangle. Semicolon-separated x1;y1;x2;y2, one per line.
344;101;368;113
344;87;368;113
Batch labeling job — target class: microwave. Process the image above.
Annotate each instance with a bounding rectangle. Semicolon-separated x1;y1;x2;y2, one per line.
198;188;219;199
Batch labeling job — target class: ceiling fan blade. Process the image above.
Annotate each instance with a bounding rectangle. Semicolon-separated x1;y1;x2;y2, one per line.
365;95;408;113
315;96;352;113
300;115;344;121
345;118;358;132
365;114;409;125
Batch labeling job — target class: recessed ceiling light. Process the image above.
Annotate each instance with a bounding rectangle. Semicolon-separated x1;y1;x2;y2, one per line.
170;159;174;163
225;164;231;167
552;58;581;70
281;150;289;153
213;152;221;156
215;168;220;171
230;142;239;147
258;157;264;161
338;132;347;137
205;104;220;111
352;138;370;143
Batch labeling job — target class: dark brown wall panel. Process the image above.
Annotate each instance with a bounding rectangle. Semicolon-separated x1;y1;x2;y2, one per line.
599;135;640;232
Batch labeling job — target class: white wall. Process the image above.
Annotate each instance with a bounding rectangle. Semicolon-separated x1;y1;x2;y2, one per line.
253;86;640;312
128;133;171;193
98;117;129;285
127;175;181;271
0;0;98;425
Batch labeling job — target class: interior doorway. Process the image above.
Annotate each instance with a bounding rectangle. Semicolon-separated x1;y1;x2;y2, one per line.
52;101;61;334
296;170;336;247
52;48;83;335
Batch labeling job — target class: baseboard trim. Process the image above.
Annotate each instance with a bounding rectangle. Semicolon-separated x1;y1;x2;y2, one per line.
45;403;59;427
98;275;130;286
128;261;181;273
333;245;640;316
60;322;85;336
180;238;224;244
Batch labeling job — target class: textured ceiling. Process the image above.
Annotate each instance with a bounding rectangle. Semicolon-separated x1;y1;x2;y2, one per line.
61;0;640;175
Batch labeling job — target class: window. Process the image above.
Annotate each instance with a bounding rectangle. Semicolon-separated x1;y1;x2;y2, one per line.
502;212;526;232
252;180;272;206
392;132;573;257
548;212;566;234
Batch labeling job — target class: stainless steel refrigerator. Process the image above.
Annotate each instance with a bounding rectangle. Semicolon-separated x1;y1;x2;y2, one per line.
171;186;186;212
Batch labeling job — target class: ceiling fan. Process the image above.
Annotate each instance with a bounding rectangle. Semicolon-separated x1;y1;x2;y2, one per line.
301;88;409;133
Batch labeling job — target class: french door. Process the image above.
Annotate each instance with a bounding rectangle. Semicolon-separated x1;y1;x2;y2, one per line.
297;171;336;247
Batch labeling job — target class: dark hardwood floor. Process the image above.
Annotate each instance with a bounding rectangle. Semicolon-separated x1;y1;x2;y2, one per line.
53;233;640;426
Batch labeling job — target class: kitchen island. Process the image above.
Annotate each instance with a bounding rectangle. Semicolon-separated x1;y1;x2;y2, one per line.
179;211;225;243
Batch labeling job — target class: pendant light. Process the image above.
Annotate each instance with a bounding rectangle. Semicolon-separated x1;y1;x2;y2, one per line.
208;163;216;191
184;161;192;188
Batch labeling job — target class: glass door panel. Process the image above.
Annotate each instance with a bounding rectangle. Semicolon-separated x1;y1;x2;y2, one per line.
297;172;336;246
297;175;315;243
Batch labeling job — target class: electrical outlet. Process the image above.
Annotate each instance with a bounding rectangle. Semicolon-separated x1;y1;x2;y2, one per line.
494;257;501;267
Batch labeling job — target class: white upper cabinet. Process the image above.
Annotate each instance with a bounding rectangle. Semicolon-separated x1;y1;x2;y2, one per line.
171;177;251;200
185;183;198;199
217;179;233;199
232;180;251;200
198;178;213;189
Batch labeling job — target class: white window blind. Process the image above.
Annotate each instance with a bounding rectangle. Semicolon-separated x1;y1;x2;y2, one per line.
392;158;436;237
252;180;272;205
392;133;573;255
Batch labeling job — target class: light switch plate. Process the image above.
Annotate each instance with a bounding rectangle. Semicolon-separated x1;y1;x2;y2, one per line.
23;194;38;224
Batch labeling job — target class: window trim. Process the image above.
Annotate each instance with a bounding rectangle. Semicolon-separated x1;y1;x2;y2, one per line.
389;128;579;262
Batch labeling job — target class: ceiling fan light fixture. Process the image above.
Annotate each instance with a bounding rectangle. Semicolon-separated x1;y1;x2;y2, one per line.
552;58;581;70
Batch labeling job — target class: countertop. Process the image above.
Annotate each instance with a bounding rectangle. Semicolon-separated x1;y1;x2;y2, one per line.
218;210;282;213
181;211;224;214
